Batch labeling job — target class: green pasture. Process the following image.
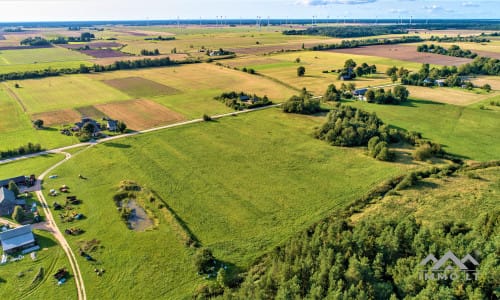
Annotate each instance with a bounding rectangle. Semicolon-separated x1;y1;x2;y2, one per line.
44;109;414;299
347;98;500;161
0;153;64;179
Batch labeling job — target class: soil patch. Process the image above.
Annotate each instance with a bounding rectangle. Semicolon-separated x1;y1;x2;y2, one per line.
127;200;154;231
32;109;81;126
102;76;180;98
329;44;472;66
95;99;185;130
75;105;108;120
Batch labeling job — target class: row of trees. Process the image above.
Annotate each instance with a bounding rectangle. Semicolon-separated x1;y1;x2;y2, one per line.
0;57;188;81
428;35;492;43
214;91;272;110
417;44;478;59
50;32;95;44
0;142;43;159
310;36;423;51
365;86;410;105
282;88;322;114
283;26;407;38
144;36;175;41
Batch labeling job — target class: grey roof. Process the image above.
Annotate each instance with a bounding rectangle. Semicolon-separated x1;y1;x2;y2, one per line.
0;225;35;252
0;187;15;204
354;88;368;95
0;176;25;187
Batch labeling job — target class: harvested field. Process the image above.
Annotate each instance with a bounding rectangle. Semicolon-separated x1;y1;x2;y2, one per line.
406;86;498;106
329;44;472;66
59;42;123;49
78;49;129;58
470;76;500;91
93;53;188;65
102;76;180;98
473;50;500;60
32;109;81;126
227;39;340;55
75;105;109;120
95;99;185;130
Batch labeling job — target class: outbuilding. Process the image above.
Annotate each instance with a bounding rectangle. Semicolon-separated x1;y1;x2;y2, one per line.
0;225;36;254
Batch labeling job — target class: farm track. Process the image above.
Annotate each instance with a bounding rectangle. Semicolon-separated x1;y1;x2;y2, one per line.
2;82;28;112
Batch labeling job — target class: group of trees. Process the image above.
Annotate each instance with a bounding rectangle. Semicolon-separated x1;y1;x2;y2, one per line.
0;57;186;81
214;91;272;110
314;105;390;147
49;32;95;44
282;88;322;114
335;59;377;80
283;26;407;38
365;86;410;105
0;142;43;159
140;48;160;56
20;37;51;47
234;207;499;299
367;136;393;161
417;44;478;59
310;36;423;51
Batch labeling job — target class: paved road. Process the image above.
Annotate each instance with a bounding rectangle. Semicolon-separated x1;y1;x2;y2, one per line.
34;152;87;300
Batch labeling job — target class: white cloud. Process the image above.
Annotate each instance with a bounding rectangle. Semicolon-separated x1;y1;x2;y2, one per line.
462;1;479;7
300;0;377;6
390;8;409;14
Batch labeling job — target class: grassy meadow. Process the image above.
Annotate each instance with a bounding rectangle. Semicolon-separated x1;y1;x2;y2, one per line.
43;109;416;299
0;153;64;179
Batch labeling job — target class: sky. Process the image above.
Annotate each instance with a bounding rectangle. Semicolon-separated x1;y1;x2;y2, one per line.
0;0;498;22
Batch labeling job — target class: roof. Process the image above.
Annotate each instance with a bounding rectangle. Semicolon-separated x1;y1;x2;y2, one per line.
0;187;15;204
354;88;368;95
0;225;35;252
0;176;25;187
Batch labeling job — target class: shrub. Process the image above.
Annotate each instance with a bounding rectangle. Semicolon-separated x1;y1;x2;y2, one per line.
297;66;305;77
202;114;212;121
194;248;216;273
12;205;24;223
413;144;433;161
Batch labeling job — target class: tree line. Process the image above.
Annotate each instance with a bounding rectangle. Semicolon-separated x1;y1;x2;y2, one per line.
50;32;95;44
20;37;51;46
365;86;410;105
428;35;492;43
144;36;175;41
214;91;272;110
417;44;478;59
283;26;408;38
140;49;160;56
310;36;423;51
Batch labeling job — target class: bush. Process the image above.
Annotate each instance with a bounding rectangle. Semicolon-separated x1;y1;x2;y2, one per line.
194;248;216;274
12;205;24;223
413;144;433;161
297;66;305;77
202;114;212;121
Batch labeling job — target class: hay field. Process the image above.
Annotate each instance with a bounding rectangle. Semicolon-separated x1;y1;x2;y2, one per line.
0;47;92;65
406;86;498;106
95;99;185;130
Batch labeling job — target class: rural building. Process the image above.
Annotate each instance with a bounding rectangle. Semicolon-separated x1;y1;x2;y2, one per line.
239;95;250;102
73;117;101;133
0;225;36;254
423;78;434;86
435;79;446;87
107;119;118;131
353;88;368;100
0;176;26;188
0;187;26;216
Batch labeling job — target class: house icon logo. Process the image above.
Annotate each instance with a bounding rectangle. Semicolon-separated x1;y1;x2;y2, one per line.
419;251;480;281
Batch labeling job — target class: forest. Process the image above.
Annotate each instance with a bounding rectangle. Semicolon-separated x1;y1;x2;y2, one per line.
283;26;408;38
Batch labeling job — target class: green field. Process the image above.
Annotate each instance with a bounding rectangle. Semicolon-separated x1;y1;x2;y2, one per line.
347;99;500;161
0;230;77;300
0;153;64;179
42;109;416;299
0;47;92;66
0;87;78;152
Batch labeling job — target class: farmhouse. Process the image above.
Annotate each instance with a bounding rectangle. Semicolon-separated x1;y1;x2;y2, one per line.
353;88;368;100
107;119;118;131
0;225;36;254
0;187;25;216
435;79;446;87
73;117;101;133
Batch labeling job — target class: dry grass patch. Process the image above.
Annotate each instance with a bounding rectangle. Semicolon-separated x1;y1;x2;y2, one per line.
32;109;81;126
329;44;472;66
95;99;185;130
470;76;500;91
406;86;498;106
102;76;180;98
